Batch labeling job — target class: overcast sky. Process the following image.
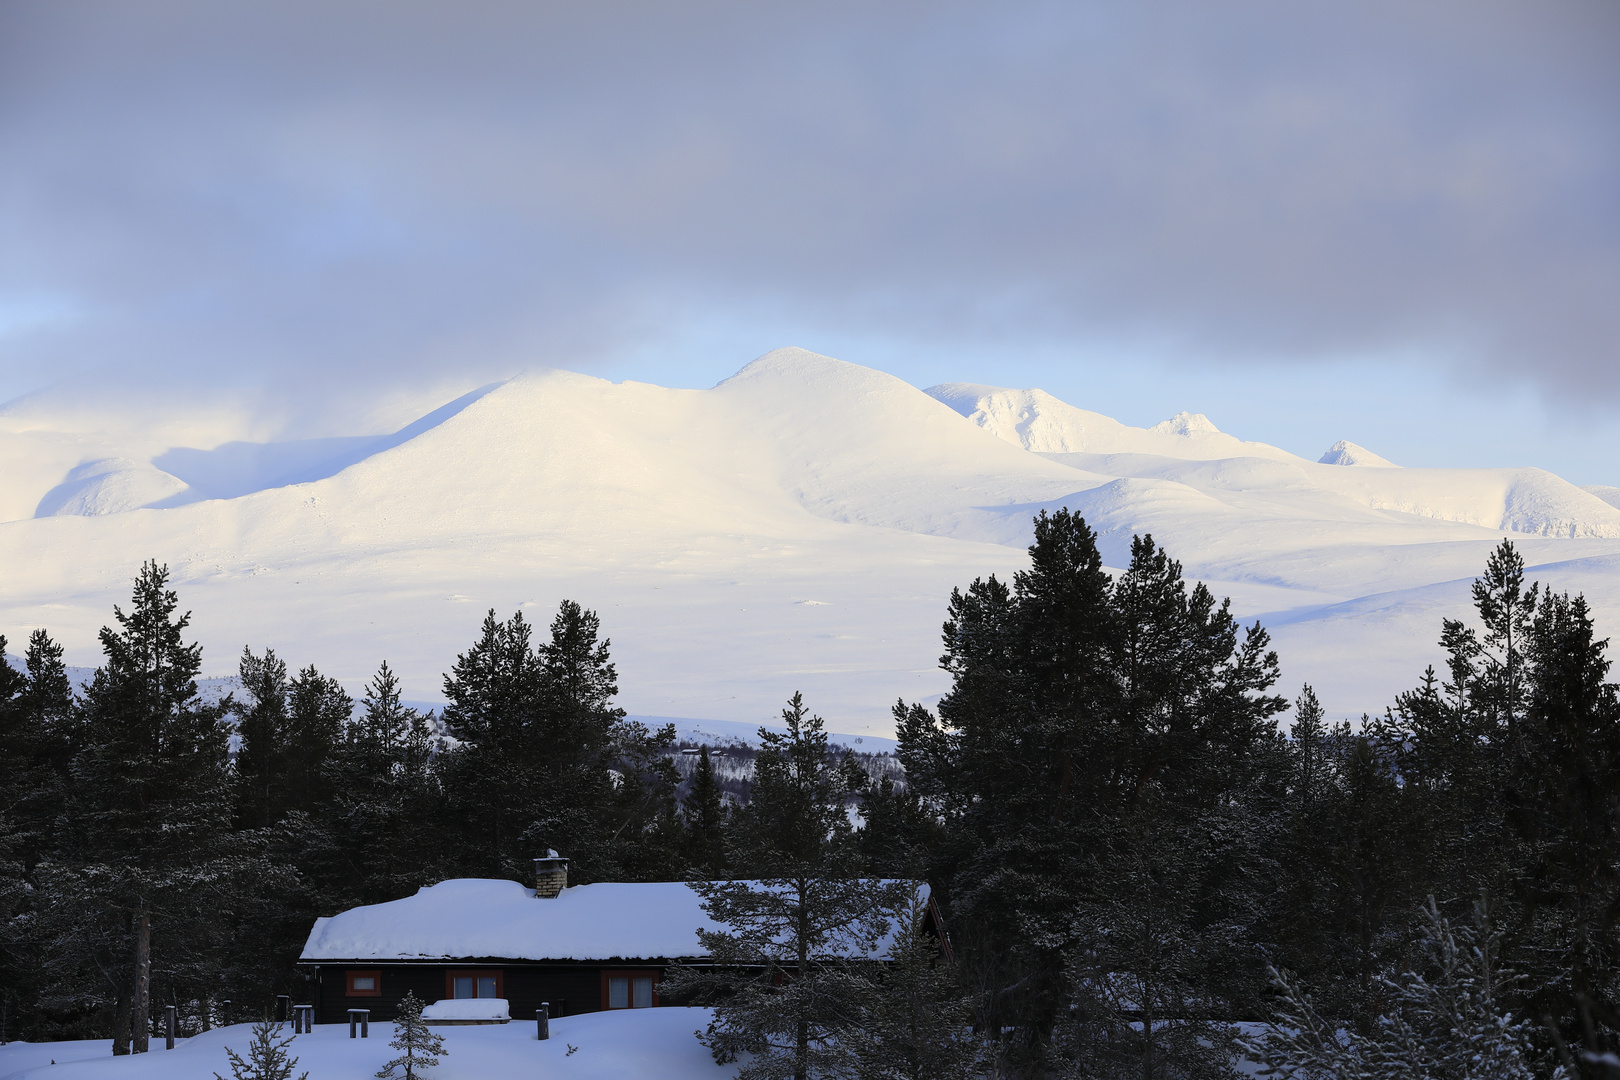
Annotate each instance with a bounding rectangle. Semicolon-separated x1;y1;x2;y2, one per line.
3;1;1617;478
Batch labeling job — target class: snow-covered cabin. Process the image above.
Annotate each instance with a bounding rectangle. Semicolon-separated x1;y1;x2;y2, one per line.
298;855;945;1023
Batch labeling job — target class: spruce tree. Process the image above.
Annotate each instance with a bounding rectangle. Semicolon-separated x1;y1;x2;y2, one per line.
332;661;442;906
440;601;674;884
282;665;349;817
234;647;289;829
683;745;730;878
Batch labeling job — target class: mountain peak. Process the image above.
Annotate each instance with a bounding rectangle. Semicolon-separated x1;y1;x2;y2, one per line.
720;346;849;385
1148;411;1220;438
1319;440;1399;468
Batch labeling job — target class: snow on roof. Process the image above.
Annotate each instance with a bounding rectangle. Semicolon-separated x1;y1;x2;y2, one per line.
299;878;928;963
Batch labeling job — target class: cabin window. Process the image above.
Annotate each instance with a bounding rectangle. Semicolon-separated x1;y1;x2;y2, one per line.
445;969;503;999
346;970;381;997
602;970;657;1009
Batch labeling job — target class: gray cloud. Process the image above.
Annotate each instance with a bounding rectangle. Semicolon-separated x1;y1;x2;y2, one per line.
2;0;1616;403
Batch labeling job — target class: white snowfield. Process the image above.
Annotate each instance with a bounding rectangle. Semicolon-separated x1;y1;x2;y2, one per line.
0;1008;733;1080
1;347;1617;730
299;878;925;962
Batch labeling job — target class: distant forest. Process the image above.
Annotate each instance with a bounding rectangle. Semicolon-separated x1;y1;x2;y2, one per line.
3;509;1618;1077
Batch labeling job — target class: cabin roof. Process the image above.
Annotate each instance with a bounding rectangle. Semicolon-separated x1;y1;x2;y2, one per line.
299;878;930;963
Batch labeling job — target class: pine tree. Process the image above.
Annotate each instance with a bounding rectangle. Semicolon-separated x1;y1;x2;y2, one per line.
897;518;1289;1070
1509;588;1620;1043
376;991;445;1080
846;893;975;1080
215;1017;310;1080
669;694;907;1080
674;874;914;1080
60;561;235;1054
854;773;941;880
731;692;863;875
0;634;33;1042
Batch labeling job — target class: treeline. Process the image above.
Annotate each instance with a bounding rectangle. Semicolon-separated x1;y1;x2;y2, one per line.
3;508;1619;1076
877;512;1620;1077
0;567;703;1050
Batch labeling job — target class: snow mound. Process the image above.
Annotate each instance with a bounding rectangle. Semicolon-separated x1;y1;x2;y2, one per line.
422;998;511;1021
33;458;189;517
1319;440;1399;468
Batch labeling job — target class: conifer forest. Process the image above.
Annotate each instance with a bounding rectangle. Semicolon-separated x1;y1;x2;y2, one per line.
4;508;1619;1077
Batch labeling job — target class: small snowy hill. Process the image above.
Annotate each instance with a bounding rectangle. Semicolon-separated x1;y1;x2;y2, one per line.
1319;439;1399;468
1;347;1618;728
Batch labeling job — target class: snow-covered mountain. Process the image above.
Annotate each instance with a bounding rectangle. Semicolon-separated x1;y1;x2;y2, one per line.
2;348;1617;733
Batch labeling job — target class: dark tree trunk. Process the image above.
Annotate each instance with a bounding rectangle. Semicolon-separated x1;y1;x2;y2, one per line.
131;905;151;1053
111;982;133;1055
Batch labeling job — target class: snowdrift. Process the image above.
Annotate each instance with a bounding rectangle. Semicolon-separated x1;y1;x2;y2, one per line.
0;1008;730;1080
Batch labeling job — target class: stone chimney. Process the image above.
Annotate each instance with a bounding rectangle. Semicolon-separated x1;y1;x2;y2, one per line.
533;850;569;898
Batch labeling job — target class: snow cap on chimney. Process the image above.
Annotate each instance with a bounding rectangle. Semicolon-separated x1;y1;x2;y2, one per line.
534;851;569;898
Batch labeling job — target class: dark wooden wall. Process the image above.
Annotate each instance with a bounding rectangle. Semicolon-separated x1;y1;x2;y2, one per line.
312;963;660;1024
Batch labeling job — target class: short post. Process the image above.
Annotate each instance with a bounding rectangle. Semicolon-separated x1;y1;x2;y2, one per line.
537;1003;549;1041
277;995;290;1022
220;1000;231;1027
292;1004;313;1033
164;1005;176;1050
348;1008;369;1038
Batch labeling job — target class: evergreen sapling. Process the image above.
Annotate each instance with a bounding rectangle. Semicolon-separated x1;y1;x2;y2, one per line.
214;1018;308;1080
376;990;446;1080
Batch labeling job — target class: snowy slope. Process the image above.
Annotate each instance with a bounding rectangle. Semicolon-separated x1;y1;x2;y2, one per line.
1;348;1617;729
0;1009;733;1080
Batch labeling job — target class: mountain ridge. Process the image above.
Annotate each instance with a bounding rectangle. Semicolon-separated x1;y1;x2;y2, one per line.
1;347;1617;730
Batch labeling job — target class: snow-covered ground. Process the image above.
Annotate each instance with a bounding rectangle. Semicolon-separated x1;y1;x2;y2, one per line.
2;347;1617;732
0;1008;732;1080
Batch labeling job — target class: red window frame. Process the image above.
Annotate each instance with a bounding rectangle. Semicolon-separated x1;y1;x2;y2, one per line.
444;968;505;1000
600;969;660;1010
345;970;382;997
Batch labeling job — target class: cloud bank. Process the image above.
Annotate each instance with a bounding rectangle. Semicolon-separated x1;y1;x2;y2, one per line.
2;0;1615;404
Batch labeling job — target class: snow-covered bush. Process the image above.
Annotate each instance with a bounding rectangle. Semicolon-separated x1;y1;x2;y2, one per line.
1240;897;1563;1080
